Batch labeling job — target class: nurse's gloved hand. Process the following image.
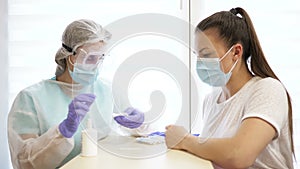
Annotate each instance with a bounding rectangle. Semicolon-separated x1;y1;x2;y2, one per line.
59;93;96;138
114;107;144;129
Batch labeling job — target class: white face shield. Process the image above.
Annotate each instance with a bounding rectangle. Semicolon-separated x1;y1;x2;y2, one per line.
55;19;111;77
73;48;105;70
70;43;107;71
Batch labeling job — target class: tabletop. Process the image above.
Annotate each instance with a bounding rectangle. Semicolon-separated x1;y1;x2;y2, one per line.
60;135;213;169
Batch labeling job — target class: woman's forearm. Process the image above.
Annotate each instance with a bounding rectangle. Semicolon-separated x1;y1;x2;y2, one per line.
182;135;255;169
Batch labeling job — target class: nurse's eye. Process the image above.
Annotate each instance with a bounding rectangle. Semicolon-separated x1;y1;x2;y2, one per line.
83;55;100;64
87;55;98;61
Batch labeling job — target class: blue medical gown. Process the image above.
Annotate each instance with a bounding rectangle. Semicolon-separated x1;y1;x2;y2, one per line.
8;78;113;167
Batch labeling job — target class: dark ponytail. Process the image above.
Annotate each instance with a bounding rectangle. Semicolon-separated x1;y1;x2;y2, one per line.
234;7;277;78
235;7;294;156
196;7;294;156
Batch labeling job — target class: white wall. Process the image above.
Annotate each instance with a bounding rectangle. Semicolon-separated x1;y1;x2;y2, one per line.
0;0;10;168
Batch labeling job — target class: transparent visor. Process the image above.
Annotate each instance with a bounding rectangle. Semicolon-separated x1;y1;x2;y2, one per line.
193;30;224;60
194;49;219;60
74;48;105;69
197;46;233;60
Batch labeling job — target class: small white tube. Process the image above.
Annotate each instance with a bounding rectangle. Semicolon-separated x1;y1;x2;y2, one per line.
81;119;98;157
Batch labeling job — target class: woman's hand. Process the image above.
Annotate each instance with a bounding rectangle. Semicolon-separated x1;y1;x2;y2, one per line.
165;125;190;150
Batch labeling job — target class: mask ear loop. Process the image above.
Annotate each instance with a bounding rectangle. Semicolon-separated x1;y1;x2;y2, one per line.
67;55;79;99
219;46;234;61
62;44;77;98
68;55;75;66
228;58;239;73
219;45;237;75
67;55;75;99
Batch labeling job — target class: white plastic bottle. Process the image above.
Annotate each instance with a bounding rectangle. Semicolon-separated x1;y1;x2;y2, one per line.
81;119;98;157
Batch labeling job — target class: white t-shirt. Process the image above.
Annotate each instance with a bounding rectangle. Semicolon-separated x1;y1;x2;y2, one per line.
201;76;293;169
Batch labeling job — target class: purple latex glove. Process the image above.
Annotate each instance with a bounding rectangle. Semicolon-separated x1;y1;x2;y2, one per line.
59;93;96;138
114;107;144;129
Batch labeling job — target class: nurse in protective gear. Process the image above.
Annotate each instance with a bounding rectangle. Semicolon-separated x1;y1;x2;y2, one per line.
7;19;144;169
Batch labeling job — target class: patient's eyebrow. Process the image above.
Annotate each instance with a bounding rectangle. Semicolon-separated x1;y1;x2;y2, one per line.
198;47;211;54
196;47;217;58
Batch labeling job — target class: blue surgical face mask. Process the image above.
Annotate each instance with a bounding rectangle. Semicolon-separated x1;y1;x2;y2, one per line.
68;57;100;85
196;46;238;87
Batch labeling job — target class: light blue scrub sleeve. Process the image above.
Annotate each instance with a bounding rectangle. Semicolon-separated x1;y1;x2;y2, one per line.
10;90;40;134
8;82;75;169
8;79;114;168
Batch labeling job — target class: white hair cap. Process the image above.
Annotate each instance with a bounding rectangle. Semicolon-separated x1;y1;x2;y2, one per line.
55;19;111;76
